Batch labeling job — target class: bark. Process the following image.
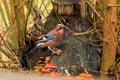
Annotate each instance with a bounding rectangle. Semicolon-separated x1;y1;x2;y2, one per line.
11;0;25;47
100;0;116;80
10;0;18;44
79;0;86;19
19;0;26;46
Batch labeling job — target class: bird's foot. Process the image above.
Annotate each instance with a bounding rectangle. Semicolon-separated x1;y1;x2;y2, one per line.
51;49;62;55
48;47;62;55
52;47;59;51
55;49;62;55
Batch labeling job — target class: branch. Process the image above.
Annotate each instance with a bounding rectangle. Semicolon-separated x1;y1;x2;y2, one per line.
85;1;104;21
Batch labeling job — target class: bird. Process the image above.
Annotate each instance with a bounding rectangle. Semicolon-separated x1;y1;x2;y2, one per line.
27;36;54;55
27;24;64;55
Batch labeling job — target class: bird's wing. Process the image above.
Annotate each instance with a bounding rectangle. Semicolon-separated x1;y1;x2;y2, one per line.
46;30;55;36
36;36;55;44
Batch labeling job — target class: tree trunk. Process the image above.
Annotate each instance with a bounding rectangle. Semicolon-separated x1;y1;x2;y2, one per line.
10;0;26;66
79;0;86;19
11;0;25;47
100;0;116;80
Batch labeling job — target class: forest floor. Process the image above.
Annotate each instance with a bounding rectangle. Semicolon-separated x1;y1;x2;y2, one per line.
0;70;98;80
0;71;63;80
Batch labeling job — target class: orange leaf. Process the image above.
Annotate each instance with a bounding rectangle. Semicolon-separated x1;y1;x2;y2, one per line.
75;73;95;80
44;63;56;69
51;71;60;76
44;56;51;63
41;68;51;73
79;73;93;77
75;76;85;80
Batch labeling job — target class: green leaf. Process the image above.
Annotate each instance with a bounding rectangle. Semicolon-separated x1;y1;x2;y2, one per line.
34;69;40;73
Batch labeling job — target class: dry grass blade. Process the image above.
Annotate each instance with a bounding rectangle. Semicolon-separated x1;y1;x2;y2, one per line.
0;0;30;66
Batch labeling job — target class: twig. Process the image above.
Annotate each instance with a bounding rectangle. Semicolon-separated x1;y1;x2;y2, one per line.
64;68;71;76
73;29;94;36
108;4;120;7
25;0;33;29
86;0;104;21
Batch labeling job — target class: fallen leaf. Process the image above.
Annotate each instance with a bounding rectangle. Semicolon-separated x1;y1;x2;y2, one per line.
44;63;56;69
75;73;95;80
75;76;85;80
79;73;93;77
41;68;51;73
34;69;40;73
34;66;43;70
44;56;51;63
51;71;60;76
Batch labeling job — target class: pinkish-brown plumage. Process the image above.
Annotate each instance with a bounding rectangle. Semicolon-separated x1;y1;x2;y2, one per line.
40;24;64;49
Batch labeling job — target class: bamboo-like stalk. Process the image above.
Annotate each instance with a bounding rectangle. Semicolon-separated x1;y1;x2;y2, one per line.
0;1;18;62
11;0;26;47
0;0;28;65
0;46;16;61
0;4;8;27
25;0;33;30
3;0;19;49
3;0;12;24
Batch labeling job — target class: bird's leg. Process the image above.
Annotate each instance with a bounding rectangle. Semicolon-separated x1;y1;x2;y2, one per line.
48;46;57;54
48;47;62;55
52;47;59;51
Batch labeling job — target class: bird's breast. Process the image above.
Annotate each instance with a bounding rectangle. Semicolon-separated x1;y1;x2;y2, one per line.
40;40;56;48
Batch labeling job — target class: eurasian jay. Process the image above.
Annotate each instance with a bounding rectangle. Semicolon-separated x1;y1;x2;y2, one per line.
27;24;64;55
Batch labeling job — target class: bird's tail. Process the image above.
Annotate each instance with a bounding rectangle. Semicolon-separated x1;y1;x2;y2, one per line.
27;43;44;55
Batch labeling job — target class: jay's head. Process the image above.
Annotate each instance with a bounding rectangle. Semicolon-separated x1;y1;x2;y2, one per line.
55;24;64;33
55;24;64;31
55;24;64;30
56;24;64;30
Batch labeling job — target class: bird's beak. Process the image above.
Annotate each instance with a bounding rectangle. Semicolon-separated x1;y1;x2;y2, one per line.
59;24;65;29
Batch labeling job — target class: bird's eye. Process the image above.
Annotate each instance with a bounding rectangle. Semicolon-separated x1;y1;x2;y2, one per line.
58;27;63;30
